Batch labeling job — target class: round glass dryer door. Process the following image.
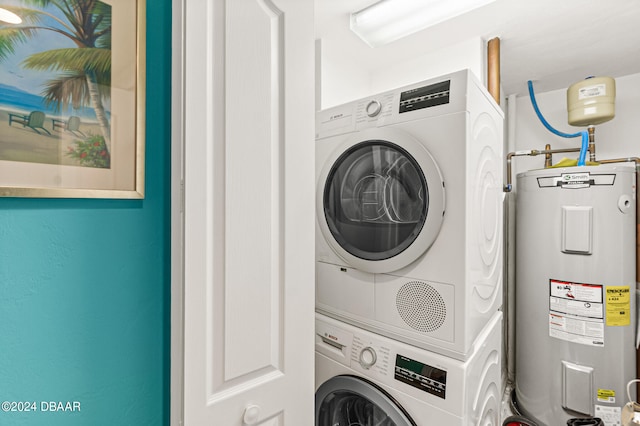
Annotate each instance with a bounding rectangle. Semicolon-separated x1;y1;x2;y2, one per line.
315;375;416;426
318;128;445;274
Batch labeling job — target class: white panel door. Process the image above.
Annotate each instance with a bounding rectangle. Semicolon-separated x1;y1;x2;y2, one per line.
180;0;315;424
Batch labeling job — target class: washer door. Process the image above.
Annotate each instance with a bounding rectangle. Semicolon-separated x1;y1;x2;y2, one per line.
315;375;416;426
317;127;445;273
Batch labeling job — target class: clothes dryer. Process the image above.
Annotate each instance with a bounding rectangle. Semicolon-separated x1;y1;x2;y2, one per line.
315;311;503;425
315;69;504;360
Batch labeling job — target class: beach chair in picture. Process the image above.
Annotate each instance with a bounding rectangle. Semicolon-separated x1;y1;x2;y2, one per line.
52;116;86;137
8;111;51;135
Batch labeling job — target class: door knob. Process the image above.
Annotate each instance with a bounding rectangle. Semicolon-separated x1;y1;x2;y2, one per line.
243;404;261;425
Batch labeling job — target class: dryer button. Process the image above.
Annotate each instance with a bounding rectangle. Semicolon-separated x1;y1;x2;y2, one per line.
366;100;382;117
359;347;377;369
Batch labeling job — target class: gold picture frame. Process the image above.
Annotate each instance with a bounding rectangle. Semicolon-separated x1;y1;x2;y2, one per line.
0;0;145;198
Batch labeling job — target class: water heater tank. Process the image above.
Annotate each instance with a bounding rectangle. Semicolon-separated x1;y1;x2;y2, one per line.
515;164;636;426
567;76;616;126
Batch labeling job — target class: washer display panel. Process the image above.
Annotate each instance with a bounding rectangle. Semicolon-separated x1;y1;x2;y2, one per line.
316;375;416;426
324;141;427;261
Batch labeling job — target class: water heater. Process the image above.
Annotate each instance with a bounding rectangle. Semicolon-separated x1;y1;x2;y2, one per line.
515;164;637;425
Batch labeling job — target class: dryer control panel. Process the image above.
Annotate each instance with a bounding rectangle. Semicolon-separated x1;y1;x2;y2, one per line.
355;93;394;125
399;80;451;114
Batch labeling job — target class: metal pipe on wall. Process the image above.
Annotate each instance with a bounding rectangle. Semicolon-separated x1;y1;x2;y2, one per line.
504;94;517;386
504;147;582;192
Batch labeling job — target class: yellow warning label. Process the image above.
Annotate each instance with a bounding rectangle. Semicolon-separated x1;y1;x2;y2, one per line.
597;389;616;403
606;286;631;326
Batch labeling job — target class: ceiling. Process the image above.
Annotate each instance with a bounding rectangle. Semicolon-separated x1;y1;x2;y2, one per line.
315;0;640;97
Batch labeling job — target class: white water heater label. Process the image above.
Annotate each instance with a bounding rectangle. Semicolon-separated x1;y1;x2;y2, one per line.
549;280;604;346
595;405;621;426
578;83;607;100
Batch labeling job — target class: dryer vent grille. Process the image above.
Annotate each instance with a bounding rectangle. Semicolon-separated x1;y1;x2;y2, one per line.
396;281;446;333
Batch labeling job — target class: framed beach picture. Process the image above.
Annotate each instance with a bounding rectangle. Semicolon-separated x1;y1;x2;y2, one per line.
0;0;145;198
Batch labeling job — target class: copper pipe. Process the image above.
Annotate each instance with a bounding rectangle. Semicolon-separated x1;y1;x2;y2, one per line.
588;126;596;162
487;37;500;104
596;157;640;165
544;144;552;168
504;147;581;192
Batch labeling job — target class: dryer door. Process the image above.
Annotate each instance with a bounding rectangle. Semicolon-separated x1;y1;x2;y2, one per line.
317;127;445;274
315;375;416;426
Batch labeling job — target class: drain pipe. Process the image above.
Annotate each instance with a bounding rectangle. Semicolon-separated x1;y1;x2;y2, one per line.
504;94;517;387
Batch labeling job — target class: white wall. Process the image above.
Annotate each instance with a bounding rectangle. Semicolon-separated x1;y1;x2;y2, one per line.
369;37;486;96
509;72;640;186
317;36;487;110
316;38;372;111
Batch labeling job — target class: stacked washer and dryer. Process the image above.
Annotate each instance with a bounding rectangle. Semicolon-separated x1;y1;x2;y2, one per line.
314;69;505;425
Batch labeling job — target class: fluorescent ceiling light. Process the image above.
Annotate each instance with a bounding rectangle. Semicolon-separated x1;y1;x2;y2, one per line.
351;0;496;47
0;7;22;24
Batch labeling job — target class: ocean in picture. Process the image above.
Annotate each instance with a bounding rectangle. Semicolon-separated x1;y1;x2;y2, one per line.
0;83;107;122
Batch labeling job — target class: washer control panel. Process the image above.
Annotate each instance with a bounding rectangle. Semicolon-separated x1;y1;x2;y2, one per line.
350;331;448;399
358;346;377;369
351;334;391;376
394;354;447;399
365;100;382;117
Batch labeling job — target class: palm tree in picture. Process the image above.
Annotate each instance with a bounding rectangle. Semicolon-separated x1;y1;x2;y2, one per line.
0;0;112;153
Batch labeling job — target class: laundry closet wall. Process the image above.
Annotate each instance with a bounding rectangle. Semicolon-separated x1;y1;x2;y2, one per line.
0;1;171;425
317;36;486;109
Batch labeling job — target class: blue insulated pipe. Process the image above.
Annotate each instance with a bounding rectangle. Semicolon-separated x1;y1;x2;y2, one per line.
527;80;589;166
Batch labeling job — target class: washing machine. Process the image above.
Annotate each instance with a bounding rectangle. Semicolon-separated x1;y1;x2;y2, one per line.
315;311;503;425
315;69;504;360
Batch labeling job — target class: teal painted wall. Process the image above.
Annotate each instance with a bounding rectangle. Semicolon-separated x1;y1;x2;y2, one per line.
0;1;171;425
